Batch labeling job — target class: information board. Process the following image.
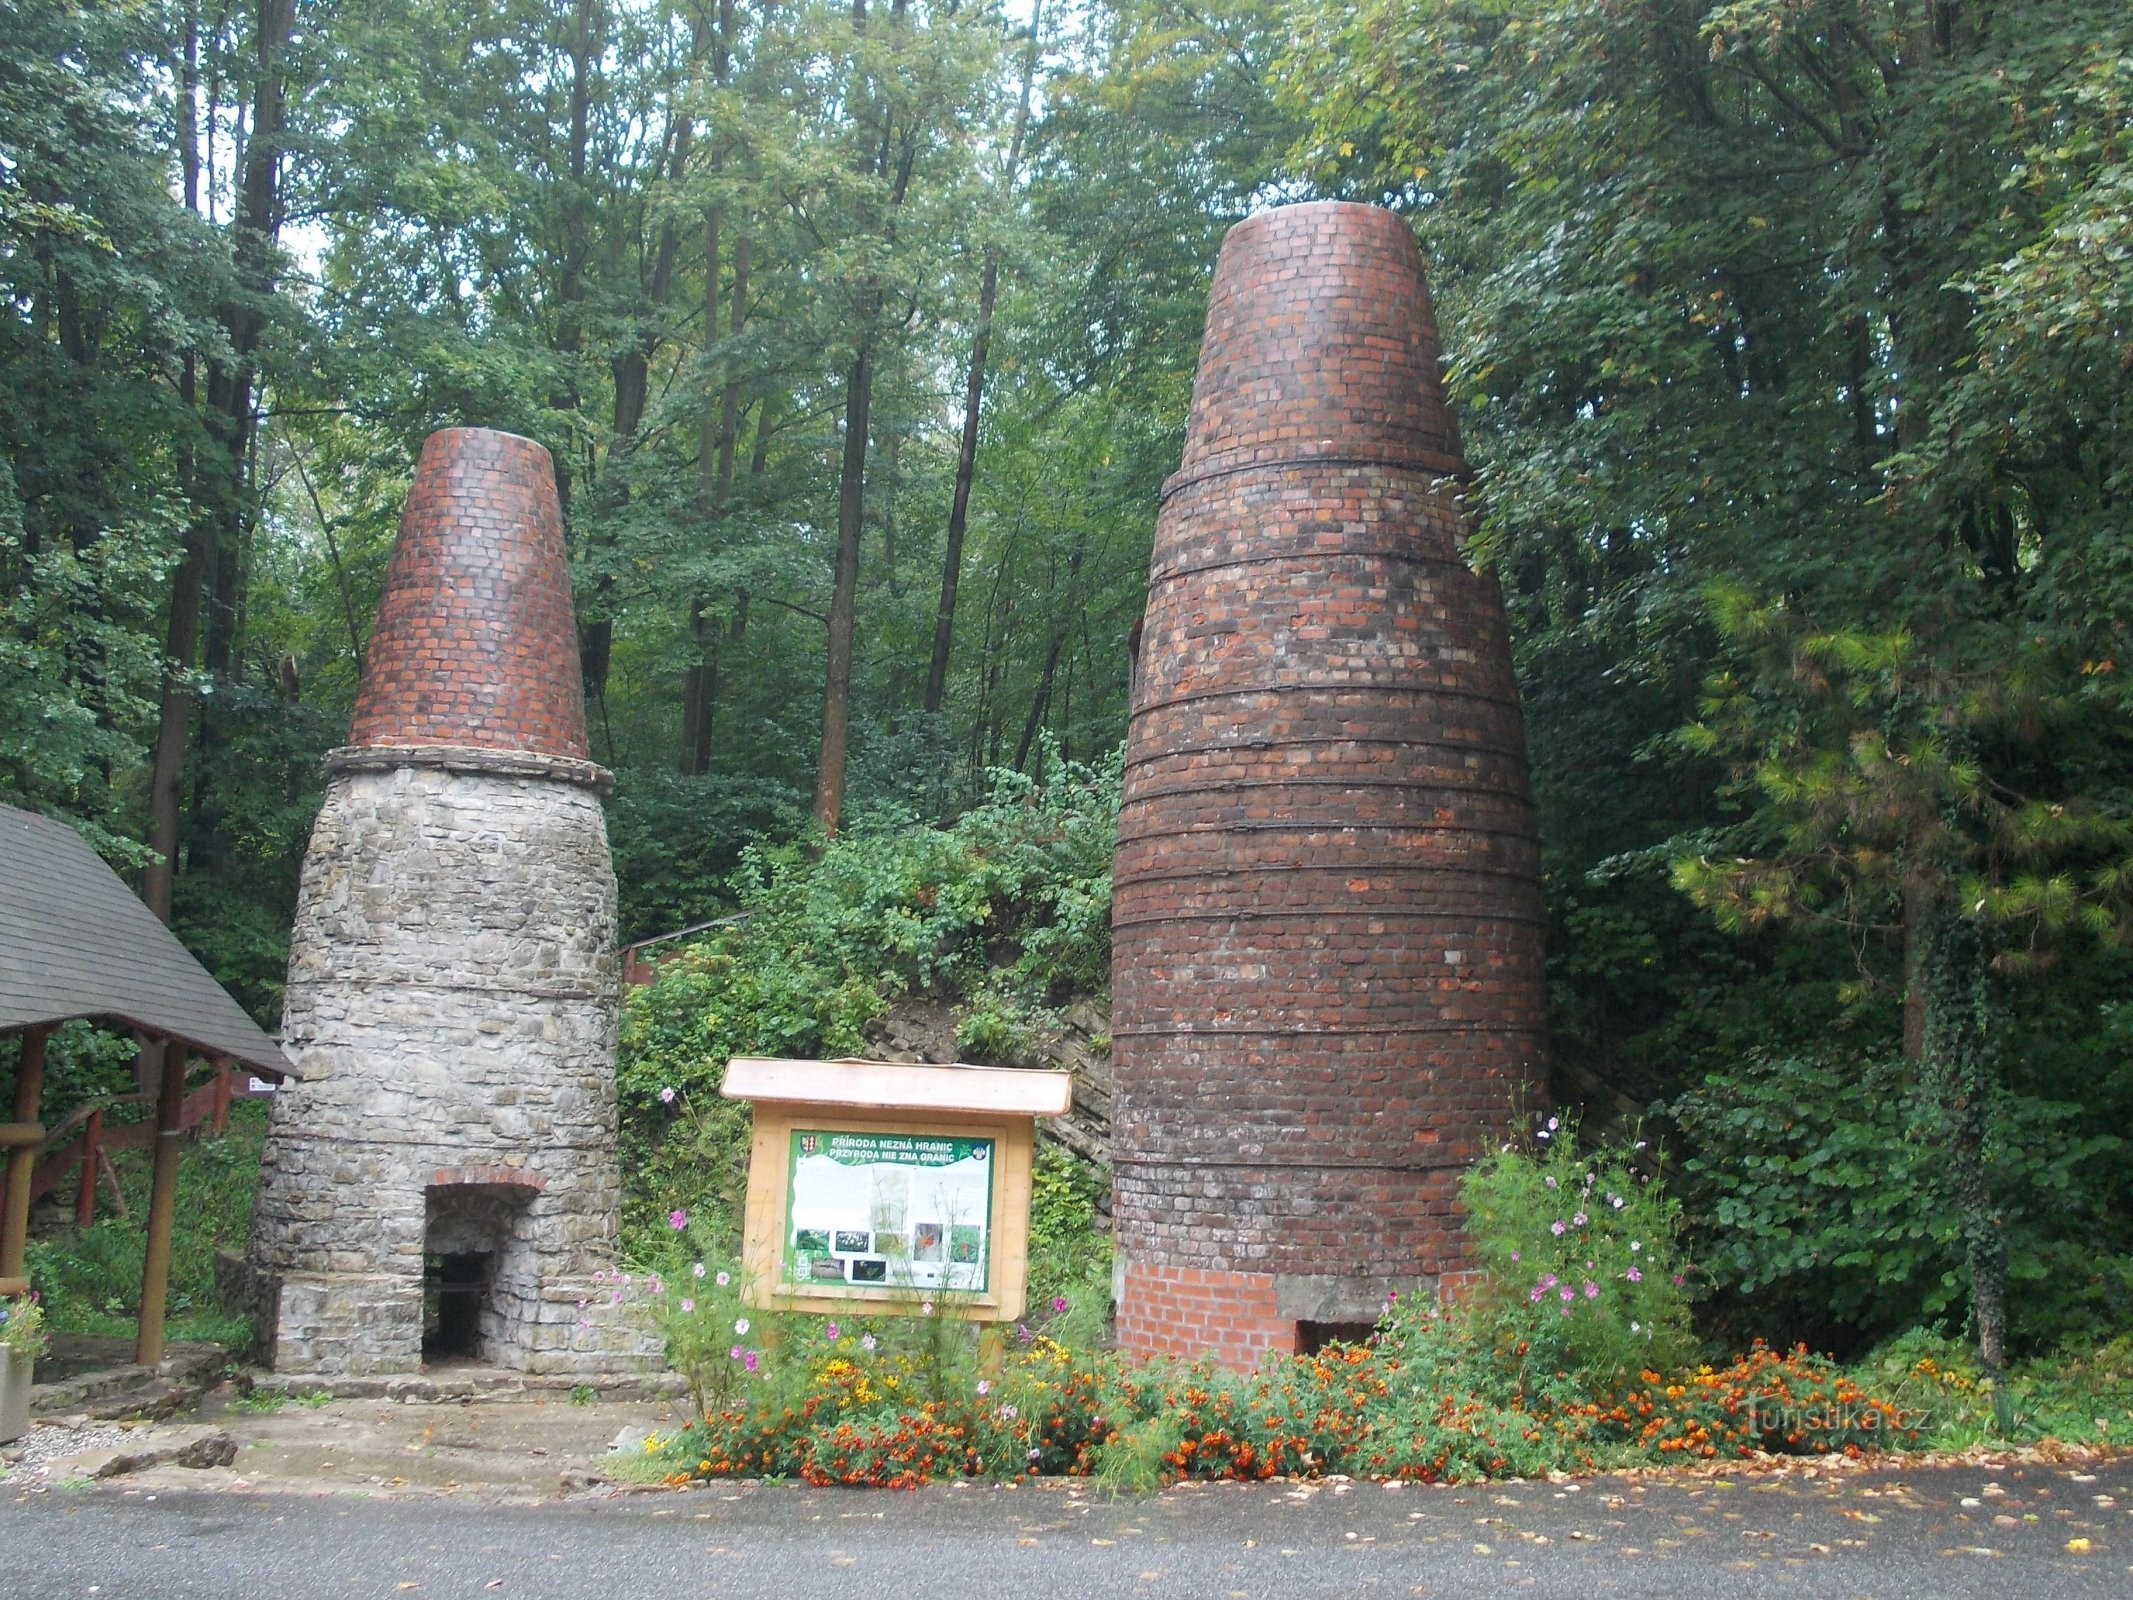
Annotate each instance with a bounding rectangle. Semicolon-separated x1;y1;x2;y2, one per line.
784;1129;995;1294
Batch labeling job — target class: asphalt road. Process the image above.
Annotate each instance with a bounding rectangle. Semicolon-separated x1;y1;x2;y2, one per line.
4;1456;2127;1599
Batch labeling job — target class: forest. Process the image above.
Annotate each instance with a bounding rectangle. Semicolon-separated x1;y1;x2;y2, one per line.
5;0;2132;1380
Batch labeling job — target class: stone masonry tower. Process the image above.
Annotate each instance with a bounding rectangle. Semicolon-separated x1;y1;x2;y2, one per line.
1110;202;1548;1367
246;428;651;1377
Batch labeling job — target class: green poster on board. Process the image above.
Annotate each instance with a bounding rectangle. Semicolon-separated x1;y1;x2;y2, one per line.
784;1130;994;1293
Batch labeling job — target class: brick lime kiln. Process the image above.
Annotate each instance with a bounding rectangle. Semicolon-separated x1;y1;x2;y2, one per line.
245;427;653;1377
1110;202;1548;1367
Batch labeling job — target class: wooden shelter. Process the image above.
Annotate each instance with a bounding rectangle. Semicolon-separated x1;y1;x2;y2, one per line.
0;804;298;1364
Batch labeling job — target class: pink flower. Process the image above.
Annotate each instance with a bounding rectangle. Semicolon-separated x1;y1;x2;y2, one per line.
743;1351;759;1373
1673;1273;1685;1287
1052;1296;1069;1314
715;1270;731;1287
611;1290;623;1305
692;1262;706;1279
976;1380;991;1396
1015;1323;1030;1343
1550;1221;1567;1237
920;1301;934;1317
999;1404;1018;1421
1559;1286;1574;1302
825;1323;841;1341
660;1086;676;1105
669;1209;688;1230
1583;1282;1598;1299
860;1334;876;1352
1508;1250;1520;1262
1529;1286;1545;1303
1572;1212;1588;1227
1625;1267;1642;1283
680;1298;695;1313
729;1346;743;1360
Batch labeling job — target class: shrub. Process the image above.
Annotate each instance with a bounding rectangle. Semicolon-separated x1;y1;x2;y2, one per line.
1665;1050;2130;1352
0;1293;47;1358
1573;1343;1923;1459
1457;1117;1697;1381
613;754;1120;1256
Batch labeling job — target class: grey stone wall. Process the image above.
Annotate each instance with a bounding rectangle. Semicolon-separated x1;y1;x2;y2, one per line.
247;759;659;1376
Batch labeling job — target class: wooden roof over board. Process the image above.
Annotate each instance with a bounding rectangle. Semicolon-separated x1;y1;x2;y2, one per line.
721;1057;1072;1117
0;804;298;1076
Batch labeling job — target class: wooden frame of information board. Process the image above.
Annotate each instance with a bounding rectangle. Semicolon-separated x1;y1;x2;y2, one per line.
721;1058;1071;1324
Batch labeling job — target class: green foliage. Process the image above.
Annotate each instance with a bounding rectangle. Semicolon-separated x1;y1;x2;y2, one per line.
614;755;1118;1251
1025;1144;1111;1311
0;1294;48;1359
1668;1050;2133;1352
643;1275;1921;1491
25;1104;267;1346
1457;1124;1697;1382
1668;1056;1960;1333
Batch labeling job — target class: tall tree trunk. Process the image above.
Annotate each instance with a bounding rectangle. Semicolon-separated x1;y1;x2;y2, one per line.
143;0;294;922
141;527;211;925
683;0;746;773
922;4;1041;716
1919;903;2008;1372
1901;871;1930;1063
1012;631;1063;773
811;0;911;833
1011;528;1085;772
813;342;874;836
714;234;750;502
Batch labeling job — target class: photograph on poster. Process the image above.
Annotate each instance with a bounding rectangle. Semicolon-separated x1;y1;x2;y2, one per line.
784;1129;994;1293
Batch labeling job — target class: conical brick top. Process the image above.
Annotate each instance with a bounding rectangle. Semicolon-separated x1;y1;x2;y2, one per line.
347;428;591;761
1174;200;1465;487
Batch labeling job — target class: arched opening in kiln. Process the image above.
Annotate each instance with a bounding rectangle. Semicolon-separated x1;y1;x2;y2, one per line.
422;1180;536;1366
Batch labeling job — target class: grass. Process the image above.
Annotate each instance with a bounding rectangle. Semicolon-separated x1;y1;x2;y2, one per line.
1871;1330;2133;1451
24;1100;268;1348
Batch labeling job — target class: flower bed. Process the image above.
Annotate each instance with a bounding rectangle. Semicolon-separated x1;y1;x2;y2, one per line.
632;1126;1923;1489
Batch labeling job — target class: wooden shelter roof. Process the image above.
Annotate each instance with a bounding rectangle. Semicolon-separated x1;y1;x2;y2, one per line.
0;805;297;1076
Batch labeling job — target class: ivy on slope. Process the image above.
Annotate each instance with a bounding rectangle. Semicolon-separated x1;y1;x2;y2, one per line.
616;751;1120;1246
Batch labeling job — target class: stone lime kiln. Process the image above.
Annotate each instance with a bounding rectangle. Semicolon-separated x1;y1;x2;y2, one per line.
245;428;653;1377
1110;202;1549;1367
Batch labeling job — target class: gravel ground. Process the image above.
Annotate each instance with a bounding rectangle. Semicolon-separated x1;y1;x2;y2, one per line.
4;1419;133;1474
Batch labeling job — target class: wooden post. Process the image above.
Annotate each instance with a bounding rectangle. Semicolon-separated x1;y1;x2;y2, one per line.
212;1058;232;1132
0;1026;50;1282
75;1107;102;1229
135;1038;189;1366
100;1150;129;1221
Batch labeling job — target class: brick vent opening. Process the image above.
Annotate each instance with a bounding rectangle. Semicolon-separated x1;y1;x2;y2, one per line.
1296;1321;1378;1357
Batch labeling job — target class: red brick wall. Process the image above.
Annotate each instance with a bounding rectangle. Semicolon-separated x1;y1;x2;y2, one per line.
348;428;591;760
1111;200;1547;1364
1116;1262;1295;1367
